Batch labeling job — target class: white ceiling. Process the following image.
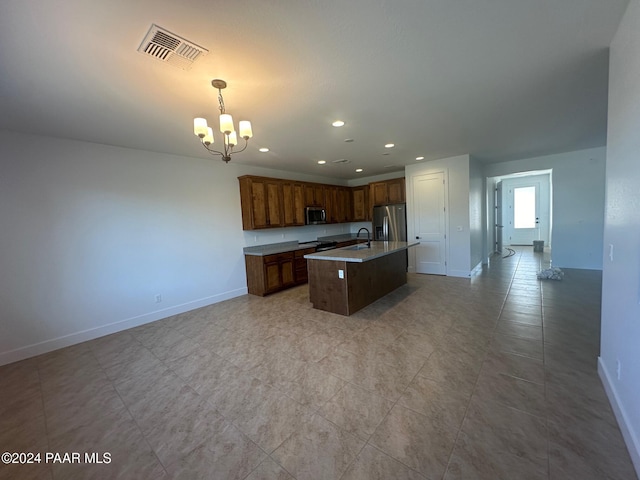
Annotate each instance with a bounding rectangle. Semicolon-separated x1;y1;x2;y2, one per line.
0;0;629;179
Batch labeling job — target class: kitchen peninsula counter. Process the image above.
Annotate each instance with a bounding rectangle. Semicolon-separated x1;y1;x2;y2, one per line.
304;241;417;315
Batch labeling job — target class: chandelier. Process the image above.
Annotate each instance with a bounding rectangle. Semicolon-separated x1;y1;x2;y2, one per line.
193;79;253;163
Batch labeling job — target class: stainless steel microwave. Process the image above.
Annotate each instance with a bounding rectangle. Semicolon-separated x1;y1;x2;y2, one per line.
305;206;326;225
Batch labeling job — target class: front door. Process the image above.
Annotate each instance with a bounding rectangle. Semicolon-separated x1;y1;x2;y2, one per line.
507;183;540;245
412;172;446;275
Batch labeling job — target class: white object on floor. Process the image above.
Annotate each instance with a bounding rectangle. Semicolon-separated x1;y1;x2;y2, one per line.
537;267;564;280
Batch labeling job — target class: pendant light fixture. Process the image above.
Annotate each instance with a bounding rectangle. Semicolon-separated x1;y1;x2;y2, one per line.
193;79;253;163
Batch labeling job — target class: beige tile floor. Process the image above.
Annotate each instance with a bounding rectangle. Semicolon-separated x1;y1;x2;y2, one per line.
1;247;637;480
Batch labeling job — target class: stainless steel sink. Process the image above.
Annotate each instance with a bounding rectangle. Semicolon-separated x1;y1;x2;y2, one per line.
345;244;370;251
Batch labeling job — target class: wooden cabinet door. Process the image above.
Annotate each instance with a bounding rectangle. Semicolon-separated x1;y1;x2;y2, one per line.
281;258;295;287
371;182;388;207
264;261;281;292
338;187;351;223
238;176;285;229
324;186;336;223
282;182;305;226
293;183;305;224
265;180;283;227
304;183;315;206
250;180;269;228
351;186;369;221
388;178;406;203
314;185;325;207
304;183;325;206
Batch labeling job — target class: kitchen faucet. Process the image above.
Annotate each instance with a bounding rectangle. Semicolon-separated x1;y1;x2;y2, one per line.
357;227;371;248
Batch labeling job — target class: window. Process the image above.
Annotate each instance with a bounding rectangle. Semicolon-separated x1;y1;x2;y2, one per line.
514;186;536;229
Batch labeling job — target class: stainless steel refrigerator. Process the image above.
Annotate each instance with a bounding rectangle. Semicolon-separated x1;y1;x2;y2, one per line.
373;203;407;241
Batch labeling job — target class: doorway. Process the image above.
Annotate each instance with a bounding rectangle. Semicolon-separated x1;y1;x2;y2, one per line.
488;170;552;255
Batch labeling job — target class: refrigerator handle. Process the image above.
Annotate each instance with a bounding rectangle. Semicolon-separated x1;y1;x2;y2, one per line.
383;216;388;240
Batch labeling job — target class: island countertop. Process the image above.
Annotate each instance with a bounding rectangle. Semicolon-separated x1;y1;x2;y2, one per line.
304;240;418;263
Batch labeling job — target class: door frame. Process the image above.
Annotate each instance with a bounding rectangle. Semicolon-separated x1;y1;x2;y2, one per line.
406;168;449;275
485;169;553;257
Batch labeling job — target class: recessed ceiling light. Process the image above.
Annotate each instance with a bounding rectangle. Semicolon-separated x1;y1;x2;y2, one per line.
355;168;363;173
416;156;424;160
385;143;395;148
259;147;269;152
317;160;326;165
332;120;345;127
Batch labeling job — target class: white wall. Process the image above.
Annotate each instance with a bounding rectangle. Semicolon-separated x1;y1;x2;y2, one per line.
469;156;483;271
406;155;471;278
599;0;640;473
0;131;356;365
484;147;606;270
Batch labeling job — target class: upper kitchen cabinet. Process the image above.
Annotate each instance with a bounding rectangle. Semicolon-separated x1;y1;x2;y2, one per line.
324;186;351;223
239;176;284;230
370;178;406;206
282;181;305;226
351;185;370;221
304;183;325;207
337;186;352;223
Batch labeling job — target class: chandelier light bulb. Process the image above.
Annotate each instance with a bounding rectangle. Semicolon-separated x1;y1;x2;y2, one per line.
227;131;238;147
203;127;214;146
239;120;253;139
194;118;208;137
219;114;234;135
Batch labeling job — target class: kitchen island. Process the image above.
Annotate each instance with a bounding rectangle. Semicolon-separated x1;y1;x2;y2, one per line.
304;241;417;316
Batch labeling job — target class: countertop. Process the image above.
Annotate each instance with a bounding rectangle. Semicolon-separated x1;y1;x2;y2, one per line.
243;241;320;256
304;241;418;263
243;234;369;257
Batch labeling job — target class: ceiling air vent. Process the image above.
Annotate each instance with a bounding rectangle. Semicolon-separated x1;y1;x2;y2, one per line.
138;24;208;70
332;158;350;164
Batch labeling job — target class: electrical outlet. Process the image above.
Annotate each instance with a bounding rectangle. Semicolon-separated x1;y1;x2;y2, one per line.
609;244;614;262
338;269;344;279
155;294;162;304
616;359;622;380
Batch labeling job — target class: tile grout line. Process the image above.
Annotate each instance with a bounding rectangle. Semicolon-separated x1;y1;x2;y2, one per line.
34;361;54;479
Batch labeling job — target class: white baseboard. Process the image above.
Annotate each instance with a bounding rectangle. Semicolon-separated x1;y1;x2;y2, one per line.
448;269;472;278
470;261;483;276
598;357;640;477
0;287;248;367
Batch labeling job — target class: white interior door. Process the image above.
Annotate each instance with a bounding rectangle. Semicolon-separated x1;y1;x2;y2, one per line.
507;182;540;245
413;172;446;275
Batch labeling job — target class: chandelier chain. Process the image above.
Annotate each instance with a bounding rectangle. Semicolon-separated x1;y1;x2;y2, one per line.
217;89;226;115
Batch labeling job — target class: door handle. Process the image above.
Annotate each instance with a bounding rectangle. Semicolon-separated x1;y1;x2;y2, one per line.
416;236;420;239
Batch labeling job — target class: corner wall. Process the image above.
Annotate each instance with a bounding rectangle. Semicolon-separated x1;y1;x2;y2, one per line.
600;0;640;473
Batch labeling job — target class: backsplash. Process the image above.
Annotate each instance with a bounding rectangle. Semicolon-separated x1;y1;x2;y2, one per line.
242;222;371;247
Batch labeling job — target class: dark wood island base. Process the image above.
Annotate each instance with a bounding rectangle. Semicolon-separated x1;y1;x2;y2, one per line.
307;250;407;316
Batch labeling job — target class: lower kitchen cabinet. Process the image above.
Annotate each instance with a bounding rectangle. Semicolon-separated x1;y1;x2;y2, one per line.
294;247;316;284
245;252;295;296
